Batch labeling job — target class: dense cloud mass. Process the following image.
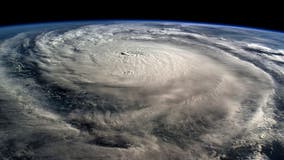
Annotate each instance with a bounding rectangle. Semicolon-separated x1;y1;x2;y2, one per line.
0;22;284;160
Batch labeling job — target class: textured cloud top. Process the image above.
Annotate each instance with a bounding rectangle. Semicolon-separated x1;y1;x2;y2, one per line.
0;22;284;160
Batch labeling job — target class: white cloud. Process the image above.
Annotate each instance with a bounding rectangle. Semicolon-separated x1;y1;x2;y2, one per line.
0;23;282;159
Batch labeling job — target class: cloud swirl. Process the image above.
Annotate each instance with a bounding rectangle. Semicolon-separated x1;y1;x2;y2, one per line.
0;22;283;160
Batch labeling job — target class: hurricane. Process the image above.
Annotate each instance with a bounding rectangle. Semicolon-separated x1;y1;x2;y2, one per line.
0;21;283;160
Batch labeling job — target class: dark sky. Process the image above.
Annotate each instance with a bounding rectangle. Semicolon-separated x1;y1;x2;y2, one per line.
0;2;283;33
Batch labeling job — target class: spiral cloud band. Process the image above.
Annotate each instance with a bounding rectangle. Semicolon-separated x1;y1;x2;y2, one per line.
0;22;283;159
